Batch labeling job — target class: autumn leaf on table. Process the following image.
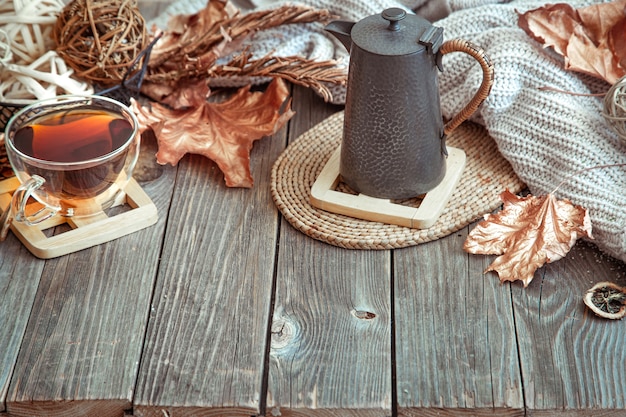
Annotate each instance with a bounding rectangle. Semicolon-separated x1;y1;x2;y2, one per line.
463;190;592;287
131;78;294;188
518;0;626;84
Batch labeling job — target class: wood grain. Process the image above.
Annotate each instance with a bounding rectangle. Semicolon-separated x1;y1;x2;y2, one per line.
5;158;177;417
133;98;286;416
2;2;168;412
265;86;392;417
394;226;524;417
512;240;626;416
1;2;625;416
0;235;45;413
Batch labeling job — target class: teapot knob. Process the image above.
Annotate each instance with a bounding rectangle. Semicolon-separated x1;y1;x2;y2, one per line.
382;8;406;31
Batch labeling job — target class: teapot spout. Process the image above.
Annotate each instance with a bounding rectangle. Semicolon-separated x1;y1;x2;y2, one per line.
325;21;355;52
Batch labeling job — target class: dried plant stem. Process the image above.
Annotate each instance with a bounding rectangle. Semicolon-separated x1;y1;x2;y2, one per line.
603;78;626;140
211;51;345;102
148;5;334;69
145;2;344;102
55;0;147;84
147;52;346;102
539;85;607;97
552;162;626;194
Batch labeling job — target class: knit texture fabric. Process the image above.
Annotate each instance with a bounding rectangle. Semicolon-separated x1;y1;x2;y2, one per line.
150;0;626;262
438;1;626;263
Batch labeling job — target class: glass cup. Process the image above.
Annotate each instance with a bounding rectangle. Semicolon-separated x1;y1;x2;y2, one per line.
0;95;140;239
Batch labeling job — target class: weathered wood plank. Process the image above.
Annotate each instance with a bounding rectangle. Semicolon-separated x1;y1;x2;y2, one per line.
132;98;285;417
2;1;165;412
395;226;524;417
125;5;280;416
267;233;393;417
265;86;392;417
5;135;178;417
0;236;45;413
513;240;626;417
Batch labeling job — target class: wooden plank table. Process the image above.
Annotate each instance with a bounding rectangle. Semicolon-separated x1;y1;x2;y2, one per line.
2;1;626;416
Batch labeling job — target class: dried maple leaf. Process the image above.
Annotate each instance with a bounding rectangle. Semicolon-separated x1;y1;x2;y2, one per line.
131;78;294;188
518;1;626;84
610;17;626;70
464;190;593;287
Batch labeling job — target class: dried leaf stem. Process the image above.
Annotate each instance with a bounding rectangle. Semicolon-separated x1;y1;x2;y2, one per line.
210;51;345;102
552;162;626;194
147;4;335;77
539;86;607;97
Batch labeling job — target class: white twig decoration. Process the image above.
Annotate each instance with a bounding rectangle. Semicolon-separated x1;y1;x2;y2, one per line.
0;0;93;103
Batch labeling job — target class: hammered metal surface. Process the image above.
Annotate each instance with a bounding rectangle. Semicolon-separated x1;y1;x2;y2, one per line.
351;10;433;56
340;47;446;199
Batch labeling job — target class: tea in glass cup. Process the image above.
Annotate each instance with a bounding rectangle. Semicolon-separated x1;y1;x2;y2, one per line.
1;95;140;238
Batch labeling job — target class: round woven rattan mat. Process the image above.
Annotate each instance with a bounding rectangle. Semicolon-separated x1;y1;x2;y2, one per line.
271;111;525;250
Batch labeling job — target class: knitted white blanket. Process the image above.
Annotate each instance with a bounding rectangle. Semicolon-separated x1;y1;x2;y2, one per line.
151;0;626;263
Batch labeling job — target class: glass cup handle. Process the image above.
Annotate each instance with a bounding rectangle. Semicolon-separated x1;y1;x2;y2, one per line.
0;175;58;241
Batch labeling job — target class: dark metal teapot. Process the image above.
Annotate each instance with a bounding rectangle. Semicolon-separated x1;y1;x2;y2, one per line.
326;8;494;199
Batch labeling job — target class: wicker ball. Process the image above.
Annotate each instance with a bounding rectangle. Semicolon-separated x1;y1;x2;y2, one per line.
603;76;626;142
54;0;147;86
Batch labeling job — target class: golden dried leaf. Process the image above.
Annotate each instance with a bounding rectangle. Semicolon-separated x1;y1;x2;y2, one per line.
609;18;626;70
464;190;593;287
518;1;626;84
131;78;294;188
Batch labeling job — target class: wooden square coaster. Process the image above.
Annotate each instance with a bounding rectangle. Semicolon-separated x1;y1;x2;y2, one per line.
310;146;466;229
0;177;158;258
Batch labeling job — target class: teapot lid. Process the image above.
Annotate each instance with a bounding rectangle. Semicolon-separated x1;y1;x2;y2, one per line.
351;8;443;56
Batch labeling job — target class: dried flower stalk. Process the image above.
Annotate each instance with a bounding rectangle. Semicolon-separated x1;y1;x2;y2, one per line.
145;2;345;101
172;50;345;103
149;4;334;69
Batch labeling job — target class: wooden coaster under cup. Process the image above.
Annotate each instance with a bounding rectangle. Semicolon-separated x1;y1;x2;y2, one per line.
0;177;157;258
310;145;466;229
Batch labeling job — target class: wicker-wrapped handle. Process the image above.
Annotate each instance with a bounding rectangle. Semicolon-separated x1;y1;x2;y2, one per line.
440;39;494;136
